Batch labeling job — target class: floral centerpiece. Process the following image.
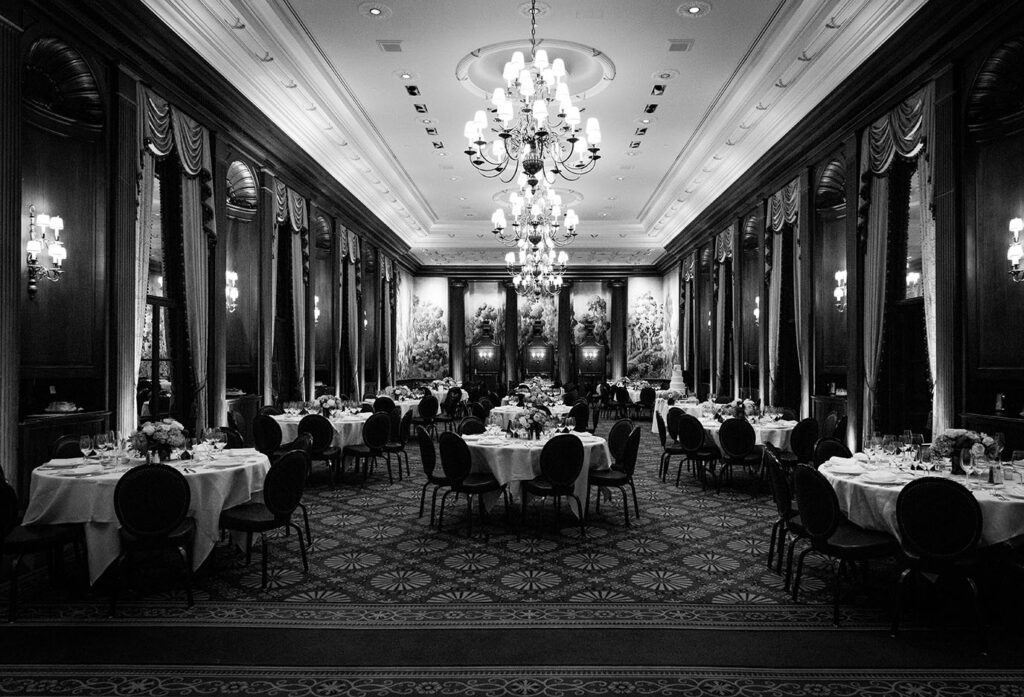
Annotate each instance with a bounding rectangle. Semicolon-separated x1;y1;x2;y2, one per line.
432;377;458;391
517;408;550;437
932;429;996;474
317;394;342;418
713;399;759;422
130;418;186;463
392;385;412;400
662;389;683;404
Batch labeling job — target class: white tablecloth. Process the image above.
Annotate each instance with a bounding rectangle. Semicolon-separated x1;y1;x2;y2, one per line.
430;388;468;404
699;418;795;451
651;401;703;433
821;464;1024;547
274;412;370;449
464;433;611;516
23;450;270;583
489;404;572;430
363;398;420;418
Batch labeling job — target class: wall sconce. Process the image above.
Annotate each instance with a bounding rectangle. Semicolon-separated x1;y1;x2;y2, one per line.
225;270;239;313
1008;217;1024;282
752;295;760;326
26;205;67;296
905;270;921;290
314;295;321;324
833;269;847;312
529;348;545;361
581;347;599;361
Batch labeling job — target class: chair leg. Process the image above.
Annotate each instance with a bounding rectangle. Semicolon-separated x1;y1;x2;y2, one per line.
438;489;451;529
572;495;585;536
419;481;430;518
768;520;780;570
7;555;21;622
629;480;640;518
832;559;844;627
430;486;443;527
260;532;269;589
621;487;630;526
465;495;474;538
520;490;529;537
792;547;811;601
294;523;309;573
245;532;253;566
891;567;913;637
584;485;592;519
965;576;987;654
177;546;194;608
784;536;800;590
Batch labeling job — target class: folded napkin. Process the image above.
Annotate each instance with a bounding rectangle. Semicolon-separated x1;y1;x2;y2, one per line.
226;447;260;457
853;452;870;462
826;457;866;475
45;458;84;467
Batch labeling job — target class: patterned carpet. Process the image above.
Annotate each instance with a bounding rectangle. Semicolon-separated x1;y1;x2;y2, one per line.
5;425;1024;696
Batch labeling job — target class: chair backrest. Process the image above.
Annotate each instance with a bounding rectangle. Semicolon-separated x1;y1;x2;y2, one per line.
52;435;84;459
478;398;494;417
666;407;684;442
822;411;838;439
639;386;657;407
280;432;313;459
539;434;585;490
789;417;820;463
252;414;283;455
470;402;487;420
297;414;335;451
386;406;402;443
362;411;392;449
359;403;373;413
262;450;308;519
835;415;848;441
221;427;244;449
812;438;852;467
0;479;20;538
114;463;191;538
568;401;589;431
373;396;396;414
896;477;982;560
655;410;668;447
608;418;634;464
438;431;472;483
562;390;578;406
416;426;437;476
458;416;485;435
616;386;633;405
417;394;439;421
792;464;842;541
719;417;755;459
762;443;793;519
677;413;708;453
619;427;642;477
259;405;283;416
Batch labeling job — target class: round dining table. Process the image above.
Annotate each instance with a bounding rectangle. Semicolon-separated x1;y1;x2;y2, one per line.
489;404;572;430
274;411;370;449
463;432;612;517
363;398;421;418
23;449;270;584
820;459;1024;546
698;417;796;451
650;400;703;433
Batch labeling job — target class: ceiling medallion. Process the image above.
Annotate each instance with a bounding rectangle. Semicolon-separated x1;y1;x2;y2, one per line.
462;0;603;190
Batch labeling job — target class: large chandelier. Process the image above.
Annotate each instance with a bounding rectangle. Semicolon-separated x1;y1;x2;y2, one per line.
463;0;601;189
505;233;568;298
491;176;579;247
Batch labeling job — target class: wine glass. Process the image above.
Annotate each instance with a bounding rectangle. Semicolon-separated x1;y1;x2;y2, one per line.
917;444;933;472
94;432;109;463
991;433;1005;462
960;447;975;487
213;431;228;453
565;416;575;432
78;434;94;459
1010;450;1024;486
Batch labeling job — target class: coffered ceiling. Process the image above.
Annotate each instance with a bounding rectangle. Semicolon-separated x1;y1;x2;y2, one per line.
143;0;927;267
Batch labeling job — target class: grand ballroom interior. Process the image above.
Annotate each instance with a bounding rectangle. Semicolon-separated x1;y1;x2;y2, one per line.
3;0;1024;694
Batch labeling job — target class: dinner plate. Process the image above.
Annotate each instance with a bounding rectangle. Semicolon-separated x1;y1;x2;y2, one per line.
1002;486;1024;500
861;470;900;484
462;434;481;442
829;463;867;475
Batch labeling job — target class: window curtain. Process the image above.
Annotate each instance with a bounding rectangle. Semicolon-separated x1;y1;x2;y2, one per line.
139;87;215;435
767;178;799;406
681;253;695;373
382;255;394;388
858;84;933;440
346;229;362;398
287;189;308;400
713;227;733;397
131;141;155;432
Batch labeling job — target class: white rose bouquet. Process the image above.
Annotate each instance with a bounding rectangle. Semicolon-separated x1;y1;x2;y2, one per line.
130;418;186;458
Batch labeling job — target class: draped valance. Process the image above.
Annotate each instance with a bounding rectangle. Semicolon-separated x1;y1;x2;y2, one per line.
866;89;929;175
383;256;394;282
142;89;206;177
347;229;361;264
271;180;309;233
768;178;800;233
682;252;696;282
714;226;734;262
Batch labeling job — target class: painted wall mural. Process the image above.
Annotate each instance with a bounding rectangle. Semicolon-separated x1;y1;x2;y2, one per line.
464;281;505;346
400;276;449;378
627;277;666;379
518;295;557;350
395;266;414;379
571;281;610;372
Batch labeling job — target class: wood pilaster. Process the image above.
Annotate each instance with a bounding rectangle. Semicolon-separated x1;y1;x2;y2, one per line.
448;280;466;382
504;283;518;387
557;281;573;384
111;66;139;435
609;279;627;380
209;134;227;427
0;15;21;485
844;138;863;451
798;167;813;418
731;220;742;399
331;220;343;396
258;169;276;405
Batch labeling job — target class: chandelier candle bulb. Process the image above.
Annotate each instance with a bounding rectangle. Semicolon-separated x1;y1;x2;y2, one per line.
1009;217;1024;282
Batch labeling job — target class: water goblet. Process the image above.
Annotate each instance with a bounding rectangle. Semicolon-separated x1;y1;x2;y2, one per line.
565;416;575;432
1011;450;1024;485
960;448;975;487
917;445;933;472
991;433;1005;462
79;434;94;459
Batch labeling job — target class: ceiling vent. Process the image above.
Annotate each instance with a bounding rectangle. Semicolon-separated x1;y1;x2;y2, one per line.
651;84;666;96
644;104;658;114
668;39;694;52
405;85;420;96
432;141;444;149
413;104;428;113
425;127;438;136
377;40;403;52
635;127;648;136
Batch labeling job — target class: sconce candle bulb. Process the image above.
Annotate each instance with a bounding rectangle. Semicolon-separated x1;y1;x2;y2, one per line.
833;269;847;312
1008;217;1024;283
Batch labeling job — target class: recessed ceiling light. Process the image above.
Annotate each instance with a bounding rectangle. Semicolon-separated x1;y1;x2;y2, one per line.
449;176;461;181
400;72;412;79
616;176;625;181
459;196;467;201
679;2;710;17
607;196;617;200
369;8;381;15
360;3;392;19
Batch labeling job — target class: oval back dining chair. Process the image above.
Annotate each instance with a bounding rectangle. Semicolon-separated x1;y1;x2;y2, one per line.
812;438;852;468
521;435;586;536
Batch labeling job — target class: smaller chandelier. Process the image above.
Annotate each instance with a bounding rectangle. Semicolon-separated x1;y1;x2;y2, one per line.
1008;217;1024;283
463;0;601;189
491;177;579;247
505;235;568;298
25;205;67;297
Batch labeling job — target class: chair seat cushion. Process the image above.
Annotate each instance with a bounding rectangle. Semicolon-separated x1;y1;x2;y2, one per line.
820;521;897;558
427;474;452;486
589;470;629;486
4;523;78;553
219;503;285;533
785;514;806;535
120;518;196;550
663;444;686;455
522;477;574;496
688;447;720;460
383;442;405;452
342;445;377;457
313;446;340;458
456;474;503;494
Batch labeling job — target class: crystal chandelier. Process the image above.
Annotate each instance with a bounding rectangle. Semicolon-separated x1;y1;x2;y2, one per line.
491;176;579;247
505;233;568;298
463;0;601;189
